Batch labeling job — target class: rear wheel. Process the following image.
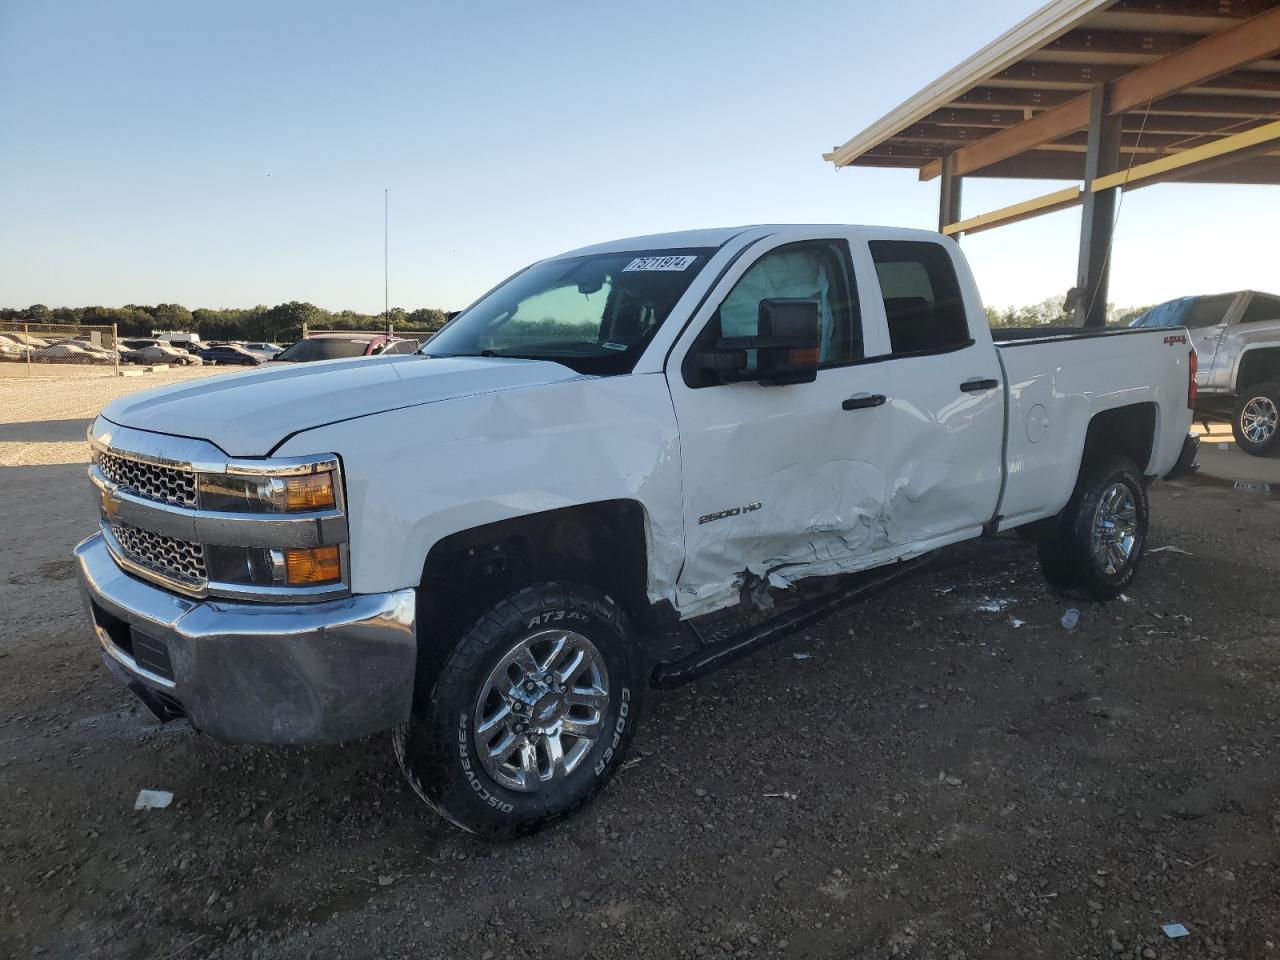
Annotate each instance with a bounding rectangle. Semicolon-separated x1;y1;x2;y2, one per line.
1036;455;1149;601
393;582;642;838
1232;383;1280;457
1035;537;1079;590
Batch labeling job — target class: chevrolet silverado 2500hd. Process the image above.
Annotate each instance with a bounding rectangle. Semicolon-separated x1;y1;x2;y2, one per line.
76;225;1199;837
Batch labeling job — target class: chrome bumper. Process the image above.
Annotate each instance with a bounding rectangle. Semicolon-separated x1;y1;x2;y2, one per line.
75;532;417;745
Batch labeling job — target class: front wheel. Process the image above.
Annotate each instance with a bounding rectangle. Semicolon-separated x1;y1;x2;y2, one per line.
1036;455;1149;601
1232;383;1280;457
393;582;642;839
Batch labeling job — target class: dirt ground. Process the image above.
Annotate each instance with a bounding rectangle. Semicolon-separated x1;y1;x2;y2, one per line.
1;373;1277;960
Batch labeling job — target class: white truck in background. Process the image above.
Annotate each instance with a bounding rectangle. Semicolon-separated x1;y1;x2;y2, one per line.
76;224;1198;837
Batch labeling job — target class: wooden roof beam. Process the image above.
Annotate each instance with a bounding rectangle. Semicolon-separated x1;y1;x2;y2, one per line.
892;126;1198;150
1109;7;1280;112
988;62;1280;95
1089;116;1280;190
1106;0;1276;20
929;5;1280;180
920;107;1038;128
942;186;1083;237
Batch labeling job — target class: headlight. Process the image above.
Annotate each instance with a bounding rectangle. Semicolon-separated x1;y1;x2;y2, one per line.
199;468;338;513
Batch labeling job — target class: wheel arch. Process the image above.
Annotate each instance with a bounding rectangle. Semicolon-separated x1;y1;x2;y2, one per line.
415;499;658;646
1234;347;1280;395
1079;402;1158;479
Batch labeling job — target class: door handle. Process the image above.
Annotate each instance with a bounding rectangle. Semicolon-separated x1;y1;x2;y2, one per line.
842;393;887;411
960;378;999;393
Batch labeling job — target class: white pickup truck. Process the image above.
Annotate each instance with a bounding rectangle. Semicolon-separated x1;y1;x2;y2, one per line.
76;225;1198;837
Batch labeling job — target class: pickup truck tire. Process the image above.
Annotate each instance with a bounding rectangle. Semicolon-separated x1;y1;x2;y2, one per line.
1036;455;1149;601
393;582;641;839
1231;383;1280;457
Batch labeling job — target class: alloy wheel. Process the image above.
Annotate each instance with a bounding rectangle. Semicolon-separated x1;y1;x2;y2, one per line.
1241;396;1279;445
472;629;610;792
1090;482;1138;576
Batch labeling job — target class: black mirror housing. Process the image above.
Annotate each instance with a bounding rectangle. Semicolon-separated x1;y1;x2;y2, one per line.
696;298;820;386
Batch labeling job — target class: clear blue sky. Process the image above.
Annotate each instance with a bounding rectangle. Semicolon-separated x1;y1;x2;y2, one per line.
1;0;1275;313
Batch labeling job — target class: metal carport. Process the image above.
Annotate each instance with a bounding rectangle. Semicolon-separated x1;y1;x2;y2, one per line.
825;0;1280;326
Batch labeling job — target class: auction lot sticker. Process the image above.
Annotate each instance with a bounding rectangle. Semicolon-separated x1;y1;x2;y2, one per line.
623;255;697;272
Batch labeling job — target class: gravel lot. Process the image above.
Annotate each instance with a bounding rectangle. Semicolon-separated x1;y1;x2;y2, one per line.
1;373;1277;960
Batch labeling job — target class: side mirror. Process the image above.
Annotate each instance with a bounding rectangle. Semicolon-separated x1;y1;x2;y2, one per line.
696;298;820;386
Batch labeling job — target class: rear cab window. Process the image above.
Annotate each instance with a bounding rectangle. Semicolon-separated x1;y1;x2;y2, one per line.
868;240;972;355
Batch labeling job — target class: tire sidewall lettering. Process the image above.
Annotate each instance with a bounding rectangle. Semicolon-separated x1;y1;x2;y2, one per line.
594;687;630;776
455;627;631;817
526;609;587;630
456;713;514;814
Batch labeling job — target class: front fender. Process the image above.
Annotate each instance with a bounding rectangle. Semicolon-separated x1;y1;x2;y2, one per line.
274;372;686;606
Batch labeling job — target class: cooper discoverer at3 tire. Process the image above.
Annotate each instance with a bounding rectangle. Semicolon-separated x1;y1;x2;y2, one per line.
393;581;642;839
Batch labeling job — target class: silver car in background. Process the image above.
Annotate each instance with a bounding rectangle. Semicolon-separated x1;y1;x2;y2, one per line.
1132;291;1280;456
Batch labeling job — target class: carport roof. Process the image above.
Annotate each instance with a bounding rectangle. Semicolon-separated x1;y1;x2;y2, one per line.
824;0;1280;185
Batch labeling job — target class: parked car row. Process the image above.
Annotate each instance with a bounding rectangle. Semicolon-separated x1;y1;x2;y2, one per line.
1;333;124;365
1;330;426;367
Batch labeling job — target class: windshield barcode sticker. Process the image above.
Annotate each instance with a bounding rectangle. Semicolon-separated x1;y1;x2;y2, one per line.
623;255;697;272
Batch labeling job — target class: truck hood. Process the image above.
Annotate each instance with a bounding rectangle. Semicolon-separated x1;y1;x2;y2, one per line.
100;355;584;457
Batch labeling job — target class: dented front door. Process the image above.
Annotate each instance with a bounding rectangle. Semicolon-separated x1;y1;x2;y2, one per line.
665;232;894;616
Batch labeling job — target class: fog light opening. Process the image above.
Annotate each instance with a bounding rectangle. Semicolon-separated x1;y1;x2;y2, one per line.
285;545;342;585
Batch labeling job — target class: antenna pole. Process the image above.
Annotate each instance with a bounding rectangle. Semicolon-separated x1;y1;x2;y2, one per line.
384;188;390;335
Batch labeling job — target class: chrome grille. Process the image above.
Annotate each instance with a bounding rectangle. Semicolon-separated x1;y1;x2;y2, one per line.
108;520;207;584
95;449;196;508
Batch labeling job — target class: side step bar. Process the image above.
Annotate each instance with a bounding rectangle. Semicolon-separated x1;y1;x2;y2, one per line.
650;555;934;690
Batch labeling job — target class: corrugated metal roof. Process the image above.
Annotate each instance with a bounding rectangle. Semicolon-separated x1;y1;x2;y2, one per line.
825;0;1280;185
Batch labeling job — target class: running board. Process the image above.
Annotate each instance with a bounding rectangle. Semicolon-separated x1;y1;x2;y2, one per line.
650;555;934;690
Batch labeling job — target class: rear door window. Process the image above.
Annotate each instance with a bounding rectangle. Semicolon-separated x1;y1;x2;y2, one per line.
1240;294;1280;324
1184;295;1234;328
869;241;971;355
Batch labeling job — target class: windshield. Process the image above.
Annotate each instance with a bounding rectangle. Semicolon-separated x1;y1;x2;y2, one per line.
274;338;370;362
424;248;714;374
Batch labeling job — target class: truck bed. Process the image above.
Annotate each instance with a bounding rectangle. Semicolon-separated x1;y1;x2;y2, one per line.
992;324;1193;531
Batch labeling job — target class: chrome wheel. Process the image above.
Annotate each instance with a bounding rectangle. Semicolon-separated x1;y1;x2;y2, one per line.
472;629;610;793
1241;396;1279;445
1090;482;1138;576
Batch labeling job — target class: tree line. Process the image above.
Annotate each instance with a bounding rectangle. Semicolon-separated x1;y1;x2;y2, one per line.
984;296;1151;328
0;302;450;343
2;296;1155;342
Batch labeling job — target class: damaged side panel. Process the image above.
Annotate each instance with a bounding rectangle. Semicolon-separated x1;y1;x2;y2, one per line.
667;357;897;618
274;373;687;604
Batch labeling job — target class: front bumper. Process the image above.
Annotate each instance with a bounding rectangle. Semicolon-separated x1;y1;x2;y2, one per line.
75;532;417;745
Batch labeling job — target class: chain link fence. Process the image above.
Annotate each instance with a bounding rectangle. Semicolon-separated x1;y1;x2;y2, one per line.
0;321;122;377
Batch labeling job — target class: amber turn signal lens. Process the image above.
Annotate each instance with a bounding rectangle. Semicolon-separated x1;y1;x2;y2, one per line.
284;545;341;585
285;472;336;511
